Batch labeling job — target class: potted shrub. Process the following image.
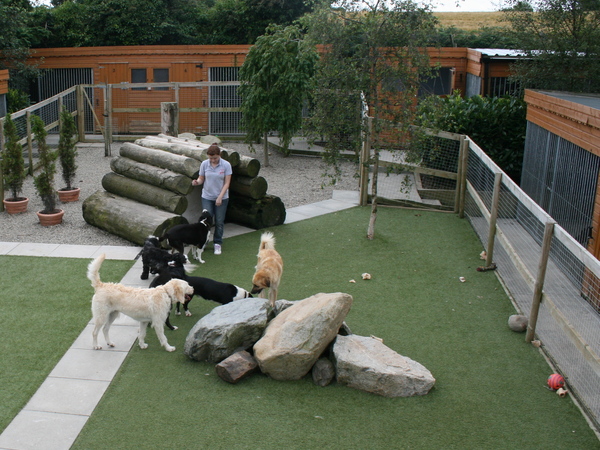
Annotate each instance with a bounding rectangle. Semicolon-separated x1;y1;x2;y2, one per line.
1;113;28;213
31;115;63;226
57;107;80;202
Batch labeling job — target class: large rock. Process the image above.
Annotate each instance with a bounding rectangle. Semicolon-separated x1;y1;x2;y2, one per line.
184;298;269;363
254;292;353;381
332;335;435;397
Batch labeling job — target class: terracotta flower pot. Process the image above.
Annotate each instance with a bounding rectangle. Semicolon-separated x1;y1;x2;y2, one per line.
37;209;65;226
57;187;81;203
3;197;29;214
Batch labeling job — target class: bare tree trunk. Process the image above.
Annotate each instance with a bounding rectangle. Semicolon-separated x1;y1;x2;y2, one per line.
367;148;379;240
263;131;270;167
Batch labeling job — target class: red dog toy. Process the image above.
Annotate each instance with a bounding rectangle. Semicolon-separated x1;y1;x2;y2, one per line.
547;373;565;390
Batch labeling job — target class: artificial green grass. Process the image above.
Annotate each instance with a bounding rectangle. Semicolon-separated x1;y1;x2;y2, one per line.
71;207;599;449
0;256;134;433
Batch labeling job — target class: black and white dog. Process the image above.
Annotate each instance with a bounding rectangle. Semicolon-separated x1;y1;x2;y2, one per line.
149;262;252;329
159;209;213;263
135;235;188;280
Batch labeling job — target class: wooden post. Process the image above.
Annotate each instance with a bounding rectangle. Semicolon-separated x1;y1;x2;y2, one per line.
0;117;4;212
359;116;372;207
485;173;503;267
58;96;63;129
457;137;469;218
76;85;85;142
104;84;112;157
526;221;555;343
174;84;180;133
161;102;179;137
26;110;33;175
454;135;466;213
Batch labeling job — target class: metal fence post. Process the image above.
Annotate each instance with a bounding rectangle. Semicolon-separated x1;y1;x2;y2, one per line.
526;221;556;343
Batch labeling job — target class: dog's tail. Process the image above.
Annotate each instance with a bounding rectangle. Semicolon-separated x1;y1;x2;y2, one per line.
259;231;276;251
87;253;106;288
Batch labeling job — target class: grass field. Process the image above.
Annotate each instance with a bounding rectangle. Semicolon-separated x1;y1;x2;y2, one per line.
0;257;134;433
434;11;509;31
66;207;599;449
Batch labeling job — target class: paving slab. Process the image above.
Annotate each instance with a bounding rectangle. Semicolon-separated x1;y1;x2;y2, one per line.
0;410;89;450
24;378;111;416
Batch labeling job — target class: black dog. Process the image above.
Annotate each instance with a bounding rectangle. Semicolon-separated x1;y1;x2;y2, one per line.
159;209;213;263
135;235;189;280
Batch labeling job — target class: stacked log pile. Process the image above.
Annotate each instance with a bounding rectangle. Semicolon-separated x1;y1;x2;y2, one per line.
82;134;285;246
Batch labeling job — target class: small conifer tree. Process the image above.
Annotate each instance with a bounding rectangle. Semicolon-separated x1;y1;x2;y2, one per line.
31;115;58;213
57;107;78;191
1;113;26;201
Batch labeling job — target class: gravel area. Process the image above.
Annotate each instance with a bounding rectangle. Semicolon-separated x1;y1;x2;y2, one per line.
0;141;359;246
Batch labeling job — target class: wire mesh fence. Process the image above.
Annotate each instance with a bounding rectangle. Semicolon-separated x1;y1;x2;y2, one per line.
368;129;462;210
463;140;600;431
360;126;600;430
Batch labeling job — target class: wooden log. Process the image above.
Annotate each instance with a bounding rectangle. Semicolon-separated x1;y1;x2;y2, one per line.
134;138;208;162
120;142;199;177
160;102;178;136
233;155;261;178
139;136;240;167
226;194;286;229
102;172;188;215
158;133;213;147
221;150;240;167
215;351;258;384
110;156;194;195
82;190;188;246
230;176;268;200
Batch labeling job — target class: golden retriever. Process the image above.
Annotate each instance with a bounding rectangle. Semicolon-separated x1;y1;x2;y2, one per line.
87;253;193;352
251;232;283;309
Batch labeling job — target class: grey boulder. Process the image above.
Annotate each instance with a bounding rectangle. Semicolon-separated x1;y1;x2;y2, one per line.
332;334;435;397
184;298;269;363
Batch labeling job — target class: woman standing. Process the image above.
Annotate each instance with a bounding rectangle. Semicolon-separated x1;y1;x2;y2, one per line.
192;143;232;255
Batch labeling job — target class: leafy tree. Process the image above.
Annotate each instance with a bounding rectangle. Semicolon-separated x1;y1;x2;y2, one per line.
417;92;527;182
503;0;600;93
238;24;318;166
303;0;437;239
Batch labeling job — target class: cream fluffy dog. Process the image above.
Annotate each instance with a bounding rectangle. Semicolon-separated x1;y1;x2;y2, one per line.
87;253;193;352
251;232;283;309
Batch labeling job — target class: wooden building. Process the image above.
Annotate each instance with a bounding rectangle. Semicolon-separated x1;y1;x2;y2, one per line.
24;46;519;135
0;69;8;117
522;89;600;259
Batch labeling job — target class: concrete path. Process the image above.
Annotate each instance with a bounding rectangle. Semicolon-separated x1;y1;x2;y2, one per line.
0;190;359;450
